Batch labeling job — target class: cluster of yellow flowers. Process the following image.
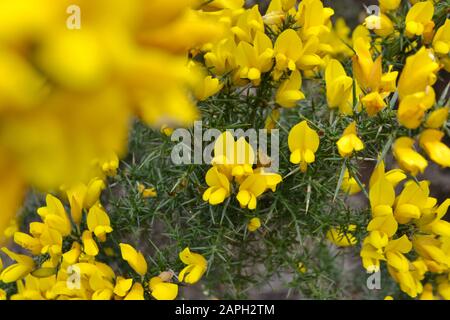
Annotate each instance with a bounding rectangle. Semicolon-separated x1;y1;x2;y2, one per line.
0;0;226;237
360;161;450;299
0;182;207;300
0;0;449;300
203;131;282;214
198;0;336;108
196;0;450;299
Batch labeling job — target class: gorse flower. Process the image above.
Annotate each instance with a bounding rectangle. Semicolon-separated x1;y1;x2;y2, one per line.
203;131;281;210
360;160;450;298
0;248;35;284
425;107;449;129
398;89;435;129
179;247;207;285
149;275;178;300
405;1;435;38
119;244;148;277
288;120;320;172
247;217;262;232
203;167;231;205
336;122;364;158
380;0;401;11
433;19;450;72
341;169;362;195
393;137;428;176
397;47;439;100
275;70;305;108
237;173;269;210
325;59;354;115
419;129;450;168
235;31;274;85
1;0;449;302
0;182;206;300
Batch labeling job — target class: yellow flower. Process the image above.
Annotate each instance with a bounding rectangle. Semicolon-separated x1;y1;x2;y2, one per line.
137;183;158;198
336;122;364;157
38;223;63;256
149;276;178;300
0;289;6;300
360;237;386;271
202;167;231;205
369;160;406;189
235;31;274;85
361;92;387;116
66;178;106;225
179;247;207;285
87;205;113;242
254;168;282;192
380;0;401;11
37;194;71;237
419;129;450;168
113;277;134;298
352;37;382;93
266;0;296;15
62;242;81;265
13;232;42;256
204;37;237;76
275;70;305;108
397;47;439;99
325;59;354;115
384;295;394;300
321;18;353;57
124;283;145;300
119;243;148;277
366;230;389;249
385;235;413;272
416;199;450;237
296;0;334;40
195;75;223;101
365;14;394;37
420;283;435;300
433;19;450;72
393;137;428;176
352;24;372;45
405;1;434;38
82;231;99;257
212;131;255;178
236;173;268;210
438;279;450;300
413;235;450;270
231;6;264;43
297;262;307;273
394;180;431;224
288;120;320;172
189;61;224;101
247;217;261;232
380;66;398;94
273;29;303;74
425;107;449;129
160;125;174;137
0;247;34;283
341;169;362;195
326;225;357;247
368;178;398;237
398;89;435;129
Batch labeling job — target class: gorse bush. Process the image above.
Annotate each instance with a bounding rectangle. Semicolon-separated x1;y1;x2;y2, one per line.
0;0;449;300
